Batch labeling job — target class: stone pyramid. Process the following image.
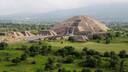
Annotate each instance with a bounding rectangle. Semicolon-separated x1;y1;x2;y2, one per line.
51;16;109;36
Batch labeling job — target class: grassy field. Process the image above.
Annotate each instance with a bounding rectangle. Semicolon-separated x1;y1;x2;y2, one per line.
8;38;128;53
0;37;127;72
48;41;128;53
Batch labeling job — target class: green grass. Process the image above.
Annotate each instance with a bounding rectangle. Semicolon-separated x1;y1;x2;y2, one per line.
47;41;128;53
8;39;128;53
0;37;127;72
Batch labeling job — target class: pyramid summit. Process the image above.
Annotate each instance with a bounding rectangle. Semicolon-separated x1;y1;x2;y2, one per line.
51;16;109;36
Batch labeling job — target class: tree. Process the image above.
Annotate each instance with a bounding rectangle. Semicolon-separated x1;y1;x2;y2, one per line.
82;48;100;56
105;36;111;44
44;58;55;71
29;45;40;57
81;68;91;72
59;68;67;72
110;51;116;58
58;68;67;72
109;55;119;69
12;57;21;64
56;46;75;56
95;69;103;72
20;53;28;60
0;42;8;50
120;60;126;72
104;33;112;44
40;45;52;55
36;68;44;72
103;52;110;57
80;56;97;68
73;70;77;72
63;55;74;63
82;47;88;55
119;50;127;58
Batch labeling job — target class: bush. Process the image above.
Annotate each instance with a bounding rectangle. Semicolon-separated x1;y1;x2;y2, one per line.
12;57;21;64
103;52;110;57
95;69;103;72
119;50;127;58
20;53;28;60
31;61;36;64
29;45;40;57
36;68;43;72
40;47;52;55
58;68;67;72
82;48;100;56
63;55;74;63
44;58;55;71
80;56;97;68
56;46;75;56
0;42;8;50
81;68;91;72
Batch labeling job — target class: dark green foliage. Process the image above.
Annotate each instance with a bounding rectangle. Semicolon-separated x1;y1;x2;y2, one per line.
56;46;75;56
72;51;82;59
4;53;11;61
58;68;67;72
80;56;97;68
40;45;52;55
110;51;116;58
73;70;77;72
109;55;119;68
96;39;101;43
95;69;103;72
105;36;111;44
119;50;127;58
68;36;74;42
103;52;110;57
44;58;55;71
81;68;92;72
36;68;44;72
82;48;100;56
109;59;117;68
120;60;126;72
31;61;36;64
12;57;21;64
104;33;113;44
63;55;74;63
20;53;28;60
0;42;8;50
0;23;51;32
115;32;121;37
29;45;40;57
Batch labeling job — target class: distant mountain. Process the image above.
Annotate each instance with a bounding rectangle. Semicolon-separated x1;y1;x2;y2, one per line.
38;3;128;22
0;3;128;24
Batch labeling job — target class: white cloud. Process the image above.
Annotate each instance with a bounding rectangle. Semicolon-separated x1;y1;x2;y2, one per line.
0;0;128;15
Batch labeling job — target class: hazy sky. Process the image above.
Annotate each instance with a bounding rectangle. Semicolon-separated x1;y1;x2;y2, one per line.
0;0;128;15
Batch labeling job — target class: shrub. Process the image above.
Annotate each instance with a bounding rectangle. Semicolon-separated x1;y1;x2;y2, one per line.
0;42;8;50
82;48;100;56
103;52;110;57
29;45;40;57
80;56;98;68
81;68;91;72
20;53;28;60
31;61;36;64
119;50;127;58
12;57;21;64
63;55;74;63
95;69;103;72
36;68;43;72
44;58;55;71
56;46;75;56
